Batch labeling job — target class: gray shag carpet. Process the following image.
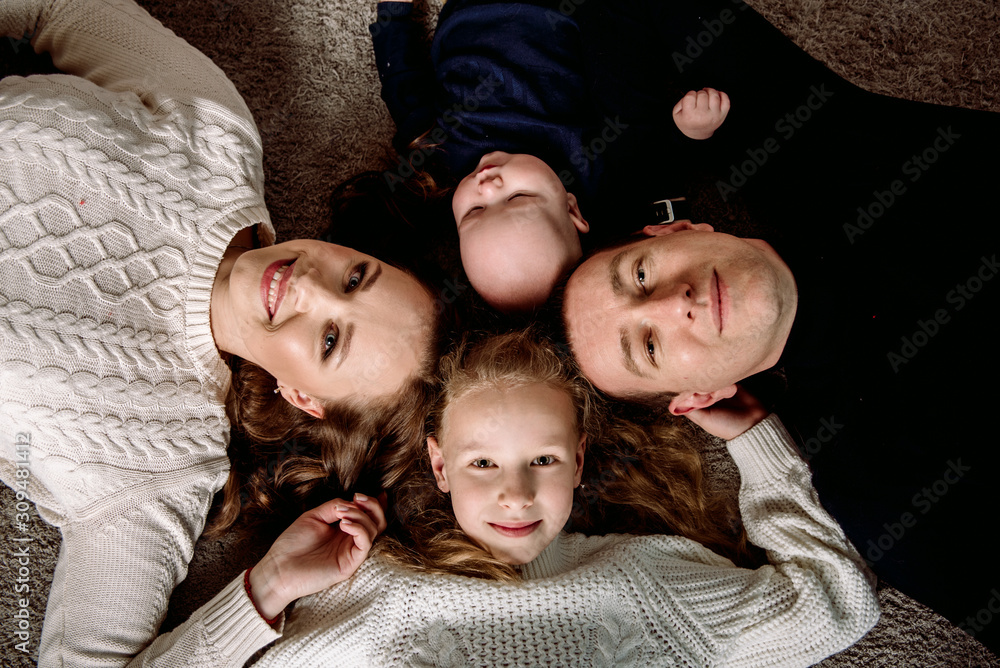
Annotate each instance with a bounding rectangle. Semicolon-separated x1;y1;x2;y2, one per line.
1;0;999;665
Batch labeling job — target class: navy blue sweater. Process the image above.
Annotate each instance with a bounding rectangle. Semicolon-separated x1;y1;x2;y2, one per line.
371;0;599;196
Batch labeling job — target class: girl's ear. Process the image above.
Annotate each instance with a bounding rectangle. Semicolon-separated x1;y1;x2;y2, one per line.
427;436;450;493
278;386;325;419
573;433;586;487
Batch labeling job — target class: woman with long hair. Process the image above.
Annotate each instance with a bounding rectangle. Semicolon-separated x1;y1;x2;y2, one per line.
0;0;442;664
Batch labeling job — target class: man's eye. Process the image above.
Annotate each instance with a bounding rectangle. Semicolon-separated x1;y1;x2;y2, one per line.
533;455;555;466
636;265;647;290
472;458;493;468
646;336;655;361
347;262;368;291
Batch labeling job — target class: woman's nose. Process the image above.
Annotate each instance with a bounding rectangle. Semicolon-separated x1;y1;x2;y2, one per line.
291;268;333;313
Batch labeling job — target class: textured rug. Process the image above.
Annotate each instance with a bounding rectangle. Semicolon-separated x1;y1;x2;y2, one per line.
1;0;999;665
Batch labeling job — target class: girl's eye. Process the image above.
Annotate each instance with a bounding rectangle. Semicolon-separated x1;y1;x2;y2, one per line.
347;262;368;291
466;206;484;217
533;455;555;466
472;458;493;469
507;193;525;201
322;326;338;360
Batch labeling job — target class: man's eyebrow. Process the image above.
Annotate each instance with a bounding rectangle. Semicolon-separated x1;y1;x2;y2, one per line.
361;263;382;292
619;327;646;377
609;249;629;297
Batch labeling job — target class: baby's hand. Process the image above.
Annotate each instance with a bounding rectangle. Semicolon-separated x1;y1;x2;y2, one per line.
672;88;731;140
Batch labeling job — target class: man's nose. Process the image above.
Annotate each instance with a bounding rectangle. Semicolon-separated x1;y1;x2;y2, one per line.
643;282;699;322
498;471;534;510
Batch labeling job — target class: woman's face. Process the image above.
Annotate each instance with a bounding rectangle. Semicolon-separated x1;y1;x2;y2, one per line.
214;240;436;416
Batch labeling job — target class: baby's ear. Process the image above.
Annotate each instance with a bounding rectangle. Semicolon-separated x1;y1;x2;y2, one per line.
427;436;449;493
566;193;590;234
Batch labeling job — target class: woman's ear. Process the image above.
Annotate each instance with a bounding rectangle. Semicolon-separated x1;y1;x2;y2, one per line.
427;436;450;493
278;386;325;419
573;433;586;487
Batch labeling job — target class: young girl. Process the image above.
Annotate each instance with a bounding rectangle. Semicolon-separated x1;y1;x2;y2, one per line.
368;0;729;312
200;329;877;667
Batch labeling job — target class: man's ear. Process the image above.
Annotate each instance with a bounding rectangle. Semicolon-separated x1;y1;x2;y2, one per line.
427;436;450;493
279;386;325;419
566;193;590;234
667;385;738;415
573;433;586;487
641;220;714;237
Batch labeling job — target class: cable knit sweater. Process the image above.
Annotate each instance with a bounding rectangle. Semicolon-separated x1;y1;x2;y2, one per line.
162;415;878;668
0;0;275;664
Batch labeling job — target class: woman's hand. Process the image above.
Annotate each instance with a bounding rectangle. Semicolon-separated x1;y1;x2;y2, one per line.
672;87;731;139
683;386;769;441
248;493;387;620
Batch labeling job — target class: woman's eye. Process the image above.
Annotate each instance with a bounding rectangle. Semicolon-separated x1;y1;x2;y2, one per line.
322;326;338;359
472;458;493;468
533;455;555;466
507;193;525;201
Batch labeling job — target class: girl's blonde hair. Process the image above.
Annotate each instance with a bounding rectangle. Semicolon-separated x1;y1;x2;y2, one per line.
379;329;753;581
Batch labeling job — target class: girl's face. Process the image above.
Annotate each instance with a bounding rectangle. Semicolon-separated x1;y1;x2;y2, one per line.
428;382;585;565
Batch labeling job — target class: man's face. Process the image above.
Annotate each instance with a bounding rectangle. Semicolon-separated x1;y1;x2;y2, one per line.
562;223;797;409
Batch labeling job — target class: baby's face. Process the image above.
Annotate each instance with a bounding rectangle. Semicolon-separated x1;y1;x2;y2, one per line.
428;382;585;565
452;152;589;312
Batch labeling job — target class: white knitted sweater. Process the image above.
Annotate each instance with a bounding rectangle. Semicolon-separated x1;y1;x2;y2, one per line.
0;0;274;665
157;415;879;668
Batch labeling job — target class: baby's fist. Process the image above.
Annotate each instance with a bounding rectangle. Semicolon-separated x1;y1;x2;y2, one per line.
672;88;731;140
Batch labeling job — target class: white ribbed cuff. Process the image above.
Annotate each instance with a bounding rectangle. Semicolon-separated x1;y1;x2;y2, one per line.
726;414;805;484
200;572;283;662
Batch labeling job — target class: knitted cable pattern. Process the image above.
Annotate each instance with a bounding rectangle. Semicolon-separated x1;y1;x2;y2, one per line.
0;0;275;663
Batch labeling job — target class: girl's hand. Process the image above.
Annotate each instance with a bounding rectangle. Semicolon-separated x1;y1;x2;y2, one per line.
683;386;769;441
248;493;387;620
672;88;731;139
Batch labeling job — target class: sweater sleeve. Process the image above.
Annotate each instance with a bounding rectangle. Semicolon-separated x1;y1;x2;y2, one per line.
123;572;283;668
717;414;880;667
0;0;256;126
370;1;439;150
